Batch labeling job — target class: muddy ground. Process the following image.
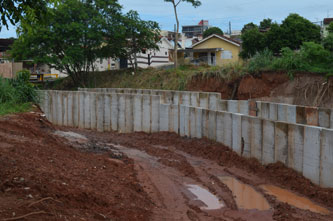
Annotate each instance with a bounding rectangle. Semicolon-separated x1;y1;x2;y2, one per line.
0;111;333;220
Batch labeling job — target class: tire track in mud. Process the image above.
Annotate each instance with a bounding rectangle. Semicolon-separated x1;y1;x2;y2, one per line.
72;130;333;221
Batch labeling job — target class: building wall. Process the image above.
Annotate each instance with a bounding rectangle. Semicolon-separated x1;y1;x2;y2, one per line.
0;62;23;78
192;37;241;66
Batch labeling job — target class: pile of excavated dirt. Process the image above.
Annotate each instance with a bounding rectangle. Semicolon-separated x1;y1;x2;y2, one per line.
1;111;333;220
187;72;333;108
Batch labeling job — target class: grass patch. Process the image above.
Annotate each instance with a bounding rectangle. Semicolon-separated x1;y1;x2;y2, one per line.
45;63;247;91
0;102;33;116
0;70;38;116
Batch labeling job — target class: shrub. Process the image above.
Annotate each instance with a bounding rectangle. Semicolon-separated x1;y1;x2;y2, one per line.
0;69;37;106
247;49;274;73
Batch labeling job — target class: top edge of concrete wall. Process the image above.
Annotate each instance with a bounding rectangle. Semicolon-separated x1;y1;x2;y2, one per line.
76;88;222;96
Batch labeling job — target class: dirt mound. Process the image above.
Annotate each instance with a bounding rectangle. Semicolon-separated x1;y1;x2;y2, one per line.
0;112;152;220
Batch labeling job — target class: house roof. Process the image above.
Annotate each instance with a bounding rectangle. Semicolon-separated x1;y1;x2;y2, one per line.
324;18;333;25
0;39;14;52
191;34;241;48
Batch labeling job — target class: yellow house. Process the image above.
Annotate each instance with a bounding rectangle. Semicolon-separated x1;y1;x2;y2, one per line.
178;34;241;66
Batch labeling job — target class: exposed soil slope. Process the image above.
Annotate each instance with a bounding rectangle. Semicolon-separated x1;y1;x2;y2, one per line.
187;72;333;108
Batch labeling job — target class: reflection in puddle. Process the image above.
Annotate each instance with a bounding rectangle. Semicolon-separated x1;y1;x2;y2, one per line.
186;184;224;210
261;185;330;215
219;176;271;211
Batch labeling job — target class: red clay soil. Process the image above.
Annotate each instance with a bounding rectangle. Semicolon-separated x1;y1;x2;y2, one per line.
0;112;153;220
186;72;290;100
1;111;333;220
186;71;333;108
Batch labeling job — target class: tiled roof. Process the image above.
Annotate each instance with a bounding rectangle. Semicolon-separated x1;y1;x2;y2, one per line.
324;18;333;25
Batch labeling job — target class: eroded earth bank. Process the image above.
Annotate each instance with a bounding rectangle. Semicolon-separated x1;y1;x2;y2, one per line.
0;111;333;220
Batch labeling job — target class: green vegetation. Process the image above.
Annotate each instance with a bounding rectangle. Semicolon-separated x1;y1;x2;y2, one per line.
11;0;160;87
45;64;246;91
0;70;37;116
241;14;321;58
203;27;224;38
0;0;46;30
246;42;333;78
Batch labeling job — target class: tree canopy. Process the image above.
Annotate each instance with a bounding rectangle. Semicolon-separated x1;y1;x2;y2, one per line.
259;18;272;30
122;10;160;70
327;22;333;34
280;13;321;50
240;27;265;58
240;13;321;59
203;27;223;38
241;22;257;34
11;0;160;85
0;0;47;30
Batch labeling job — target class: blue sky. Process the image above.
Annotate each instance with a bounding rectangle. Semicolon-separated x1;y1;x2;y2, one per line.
1;0;332;38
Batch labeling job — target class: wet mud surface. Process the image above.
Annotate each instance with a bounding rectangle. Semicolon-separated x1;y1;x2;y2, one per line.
1;111;333;220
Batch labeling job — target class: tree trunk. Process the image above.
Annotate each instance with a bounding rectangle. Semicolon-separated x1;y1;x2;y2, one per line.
173;2;179;69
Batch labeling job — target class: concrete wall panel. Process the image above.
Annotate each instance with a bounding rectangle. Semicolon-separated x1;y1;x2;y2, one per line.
159;104;170;132
111;94;119;131
232;114;242;153
208;110;217;140
96;94;104;132
104;94;111;131
288;124;304;173
251;118;263;162
241;116;251;157
151;96;160;132
275;122;288;164
195;108;203;138
303;126;321;185
142;95;151;133
320;129;333;187
262;120;275;164
134;95;143;132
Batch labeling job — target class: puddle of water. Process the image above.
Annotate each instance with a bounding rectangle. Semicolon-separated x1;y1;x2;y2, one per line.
186;184;224;210
219;176;271;211
260;185;330;215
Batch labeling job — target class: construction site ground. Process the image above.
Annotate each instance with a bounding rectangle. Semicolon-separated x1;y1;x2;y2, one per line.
0;110;333;221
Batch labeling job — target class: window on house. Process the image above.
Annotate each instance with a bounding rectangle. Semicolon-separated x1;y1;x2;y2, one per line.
142;49;146;54
221;51;232;59
165;52;168;55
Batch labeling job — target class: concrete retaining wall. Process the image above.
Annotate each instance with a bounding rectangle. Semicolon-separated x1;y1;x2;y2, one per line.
39;90;333;188
79;88;333;129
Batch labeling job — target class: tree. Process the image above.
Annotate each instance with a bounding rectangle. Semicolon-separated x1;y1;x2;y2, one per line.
122;10;160;70
164;0;201;68
265;23;285;54
241;22;257;34
239;27;265;59
0;0;46;30
11;0;125;86
323;34;333;52
259;18;272;31
203;27;223;38
280;13;321;50
327;22;333;34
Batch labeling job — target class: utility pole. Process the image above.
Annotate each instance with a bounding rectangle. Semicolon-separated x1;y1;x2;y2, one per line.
229;21;231;35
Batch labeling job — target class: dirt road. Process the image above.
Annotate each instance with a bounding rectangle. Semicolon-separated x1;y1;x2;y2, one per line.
0;111;332;220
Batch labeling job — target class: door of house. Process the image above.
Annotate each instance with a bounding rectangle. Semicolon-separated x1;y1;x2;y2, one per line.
211;52;216;66
119;57;128;69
